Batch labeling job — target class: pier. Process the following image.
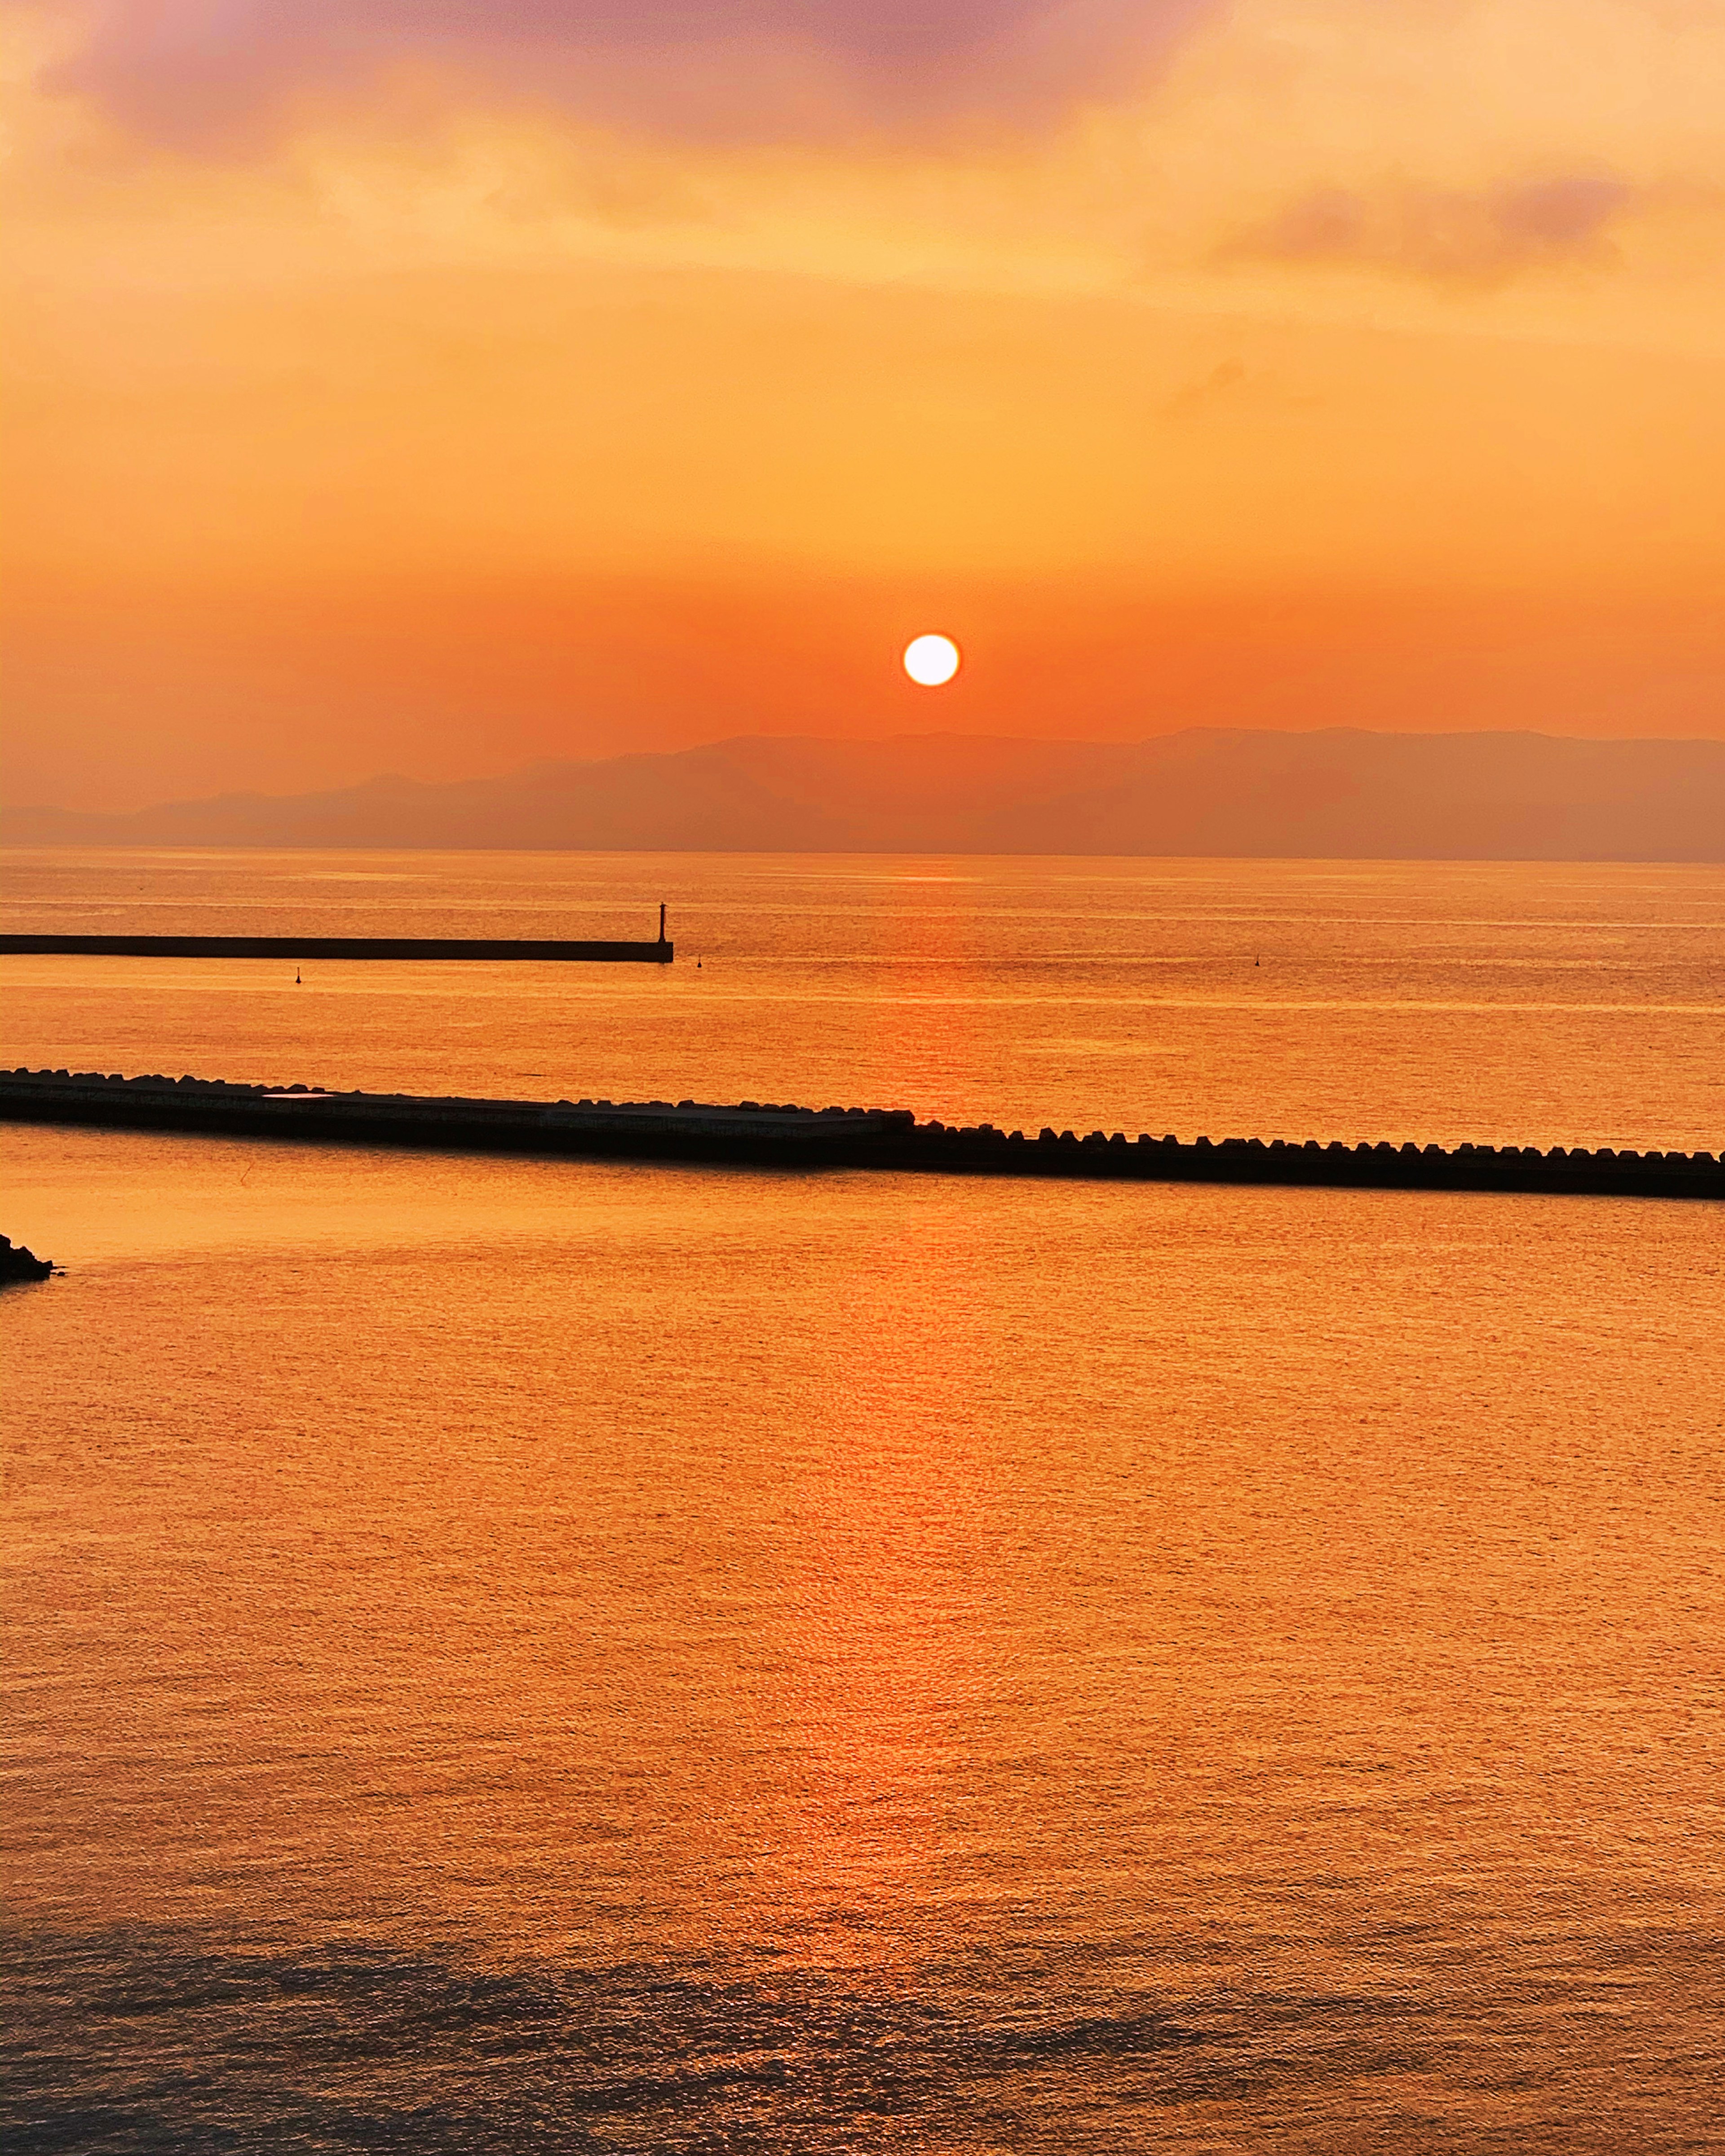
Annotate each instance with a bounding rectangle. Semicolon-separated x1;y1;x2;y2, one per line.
0;934;672;963
0;905;674;965
1;1069;1717;1200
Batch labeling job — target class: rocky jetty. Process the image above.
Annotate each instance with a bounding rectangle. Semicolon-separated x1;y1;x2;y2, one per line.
0;1067;1719;1202
0;1233;53;1282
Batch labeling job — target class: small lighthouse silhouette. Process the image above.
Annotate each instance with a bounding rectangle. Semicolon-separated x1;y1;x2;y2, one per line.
659;903;668;945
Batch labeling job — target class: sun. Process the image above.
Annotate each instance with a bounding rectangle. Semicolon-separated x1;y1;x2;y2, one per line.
903;633;960;686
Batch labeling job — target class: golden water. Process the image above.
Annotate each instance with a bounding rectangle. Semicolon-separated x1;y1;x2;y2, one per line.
4;851;1722;2150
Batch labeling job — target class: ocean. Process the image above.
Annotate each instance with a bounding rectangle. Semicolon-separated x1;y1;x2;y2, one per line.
3;849;1723;2152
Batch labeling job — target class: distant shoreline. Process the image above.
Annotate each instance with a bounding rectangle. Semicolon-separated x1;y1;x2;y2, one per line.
7;727;1723;862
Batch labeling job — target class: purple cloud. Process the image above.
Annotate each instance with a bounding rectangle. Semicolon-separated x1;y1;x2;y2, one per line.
47;0;1219;149
1227;173;1638;284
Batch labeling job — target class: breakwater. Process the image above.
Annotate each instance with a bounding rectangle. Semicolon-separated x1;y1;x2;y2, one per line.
2;1069;1718;1199
0;935;672;963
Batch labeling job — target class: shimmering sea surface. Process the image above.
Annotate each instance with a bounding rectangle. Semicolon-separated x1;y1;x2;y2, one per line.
3;850;1723;2152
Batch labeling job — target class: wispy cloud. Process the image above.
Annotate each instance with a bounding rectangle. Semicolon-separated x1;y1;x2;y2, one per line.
44;0;1220;150
1161;357;1245;417
1225;172;1639;285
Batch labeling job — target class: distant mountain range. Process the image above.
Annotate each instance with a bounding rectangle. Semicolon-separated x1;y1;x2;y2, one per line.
8;729;1724;859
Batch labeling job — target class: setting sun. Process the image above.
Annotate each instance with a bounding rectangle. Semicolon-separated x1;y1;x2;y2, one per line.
903;634;961;687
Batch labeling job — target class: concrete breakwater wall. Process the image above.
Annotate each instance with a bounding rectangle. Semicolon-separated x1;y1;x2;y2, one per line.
3;1069;1719;1200
0;935;672;963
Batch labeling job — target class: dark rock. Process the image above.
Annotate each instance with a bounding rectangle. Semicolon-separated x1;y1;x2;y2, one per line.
0;1234;53;1283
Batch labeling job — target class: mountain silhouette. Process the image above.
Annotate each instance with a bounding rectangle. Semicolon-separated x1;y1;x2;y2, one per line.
7;728;1722;859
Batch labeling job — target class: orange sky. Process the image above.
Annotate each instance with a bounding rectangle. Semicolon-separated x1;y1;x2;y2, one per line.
4;0;1723;808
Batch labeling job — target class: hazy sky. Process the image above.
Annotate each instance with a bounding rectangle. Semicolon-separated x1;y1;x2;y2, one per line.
4;0;1723;807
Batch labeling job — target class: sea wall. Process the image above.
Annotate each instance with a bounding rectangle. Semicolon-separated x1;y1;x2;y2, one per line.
0;936;672;963
3;1069;1718;1200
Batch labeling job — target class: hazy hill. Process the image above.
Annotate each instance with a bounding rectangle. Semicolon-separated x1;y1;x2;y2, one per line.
7;729;1724;859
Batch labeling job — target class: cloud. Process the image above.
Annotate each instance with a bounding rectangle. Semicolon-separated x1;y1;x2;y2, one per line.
1225;172;1639;285
43;0;1220;150
1161;357;1245;417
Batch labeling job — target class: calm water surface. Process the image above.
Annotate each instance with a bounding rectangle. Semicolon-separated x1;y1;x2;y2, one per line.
3;852;1723;2151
